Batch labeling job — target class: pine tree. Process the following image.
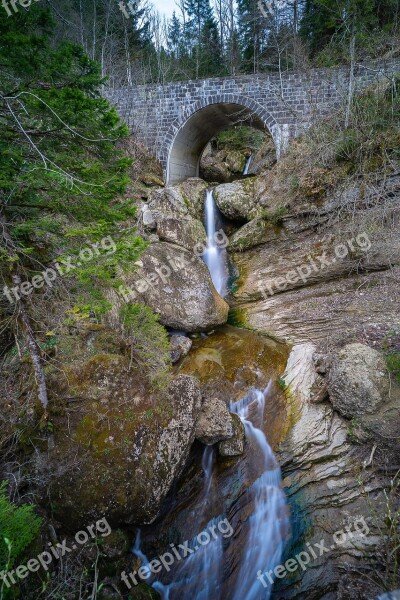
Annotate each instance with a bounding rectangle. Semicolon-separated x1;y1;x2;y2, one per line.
0;6;144;410
184;0;222;77
168;11;182;58
237;0;268;73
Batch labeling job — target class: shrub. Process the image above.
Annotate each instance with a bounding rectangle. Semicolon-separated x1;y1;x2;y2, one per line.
119;304;171;391
0;482;42;596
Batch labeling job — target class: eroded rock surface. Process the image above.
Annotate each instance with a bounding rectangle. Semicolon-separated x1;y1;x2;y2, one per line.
219;414;245;457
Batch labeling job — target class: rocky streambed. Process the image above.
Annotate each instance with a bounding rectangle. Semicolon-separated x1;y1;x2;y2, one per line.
35;166;400;600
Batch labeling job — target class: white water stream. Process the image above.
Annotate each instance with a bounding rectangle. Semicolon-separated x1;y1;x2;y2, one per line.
202;190;228;297
133;190;289;600
243;155;252;175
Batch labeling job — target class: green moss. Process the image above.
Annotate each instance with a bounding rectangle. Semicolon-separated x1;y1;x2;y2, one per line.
386;352;400;384
227;308;249;328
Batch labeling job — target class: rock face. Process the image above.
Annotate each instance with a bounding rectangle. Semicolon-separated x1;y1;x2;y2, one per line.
170;335;192;364
121;242;229;332
195;397;234;445
48;374;202;528
214;179;257;221
219;414;245;456
149;186;189;217
327;343;390;418
275;344;391;600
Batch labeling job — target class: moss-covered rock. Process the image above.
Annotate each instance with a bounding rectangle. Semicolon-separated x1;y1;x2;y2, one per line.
155;213;206;251
46;365;202;529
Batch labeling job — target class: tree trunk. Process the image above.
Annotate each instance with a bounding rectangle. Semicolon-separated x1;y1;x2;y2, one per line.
345;19;356;129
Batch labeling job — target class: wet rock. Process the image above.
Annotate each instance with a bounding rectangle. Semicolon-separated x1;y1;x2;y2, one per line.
195;397;234;445
219;414;245;456
170;335;192;364
327;343;390;418
121;242;229;332
214;179;257;221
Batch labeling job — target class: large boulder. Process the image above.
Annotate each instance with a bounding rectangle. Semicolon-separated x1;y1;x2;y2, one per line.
327;343;390;418
225;150;246;174
155;213;206;251
201;155;232;184
195;397;234;445
214;179;257;221
48;373;202;528
149;187;189;217
121;242;229;332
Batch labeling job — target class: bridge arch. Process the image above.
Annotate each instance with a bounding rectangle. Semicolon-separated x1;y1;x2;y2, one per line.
161;95;280;186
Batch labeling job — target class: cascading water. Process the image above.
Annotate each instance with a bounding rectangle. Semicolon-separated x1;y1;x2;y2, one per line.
135;386;289;600
230;384;289;600
133;190;289;600
153;446;224;600
243;155;252;176
203;190;228;297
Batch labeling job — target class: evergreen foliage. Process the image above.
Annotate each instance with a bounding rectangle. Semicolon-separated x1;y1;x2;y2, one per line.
0;482;42;581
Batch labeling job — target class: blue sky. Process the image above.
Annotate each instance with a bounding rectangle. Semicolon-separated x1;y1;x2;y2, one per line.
152;0;177;19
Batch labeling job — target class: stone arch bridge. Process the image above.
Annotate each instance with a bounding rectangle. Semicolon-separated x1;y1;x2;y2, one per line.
105;60;399;186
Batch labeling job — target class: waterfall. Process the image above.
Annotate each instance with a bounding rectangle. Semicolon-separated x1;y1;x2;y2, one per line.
132;390;288;600
230;383;289;600
202;190;228;297
154;446;224;600
243;155;252;176
201;445;215;498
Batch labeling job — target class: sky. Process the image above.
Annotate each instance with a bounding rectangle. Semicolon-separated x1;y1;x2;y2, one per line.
152;0;177;19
